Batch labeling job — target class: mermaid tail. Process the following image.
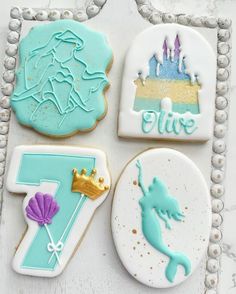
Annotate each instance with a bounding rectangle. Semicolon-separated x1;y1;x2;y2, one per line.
165;252;191;283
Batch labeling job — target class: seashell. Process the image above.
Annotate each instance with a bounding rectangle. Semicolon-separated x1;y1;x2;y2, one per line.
26;192;59;226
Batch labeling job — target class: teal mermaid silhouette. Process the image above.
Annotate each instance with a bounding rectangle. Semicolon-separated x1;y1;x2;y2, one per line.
136;160;191;283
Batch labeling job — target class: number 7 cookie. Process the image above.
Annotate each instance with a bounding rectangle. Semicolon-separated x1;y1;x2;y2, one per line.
6;145;111;277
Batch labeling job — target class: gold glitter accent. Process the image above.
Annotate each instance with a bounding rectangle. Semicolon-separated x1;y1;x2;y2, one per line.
71;168;109;200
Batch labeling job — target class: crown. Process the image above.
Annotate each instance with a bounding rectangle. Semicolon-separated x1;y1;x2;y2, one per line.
71;168;109;200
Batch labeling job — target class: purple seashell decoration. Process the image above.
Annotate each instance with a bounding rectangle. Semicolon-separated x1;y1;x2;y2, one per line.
163;39;168;59
26;192;59;226
174;35;181;59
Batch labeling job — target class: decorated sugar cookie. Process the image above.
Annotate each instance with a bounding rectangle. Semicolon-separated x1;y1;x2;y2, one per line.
11;20;112;137
112;148;211;288
118;24;216;141
7;145;110;277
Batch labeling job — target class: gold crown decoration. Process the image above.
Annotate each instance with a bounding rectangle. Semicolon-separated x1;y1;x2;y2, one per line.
71;168;109;200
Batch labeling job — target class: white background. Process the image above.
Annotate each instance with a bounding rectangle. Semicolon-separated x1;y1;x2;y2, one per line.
0;1;235;293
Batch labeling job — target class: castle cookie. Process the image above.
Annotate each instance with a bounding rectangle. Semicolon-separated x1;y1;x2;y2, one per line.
11;20;112;137
6;145;111;277
112;148;211;288
118;24;216;141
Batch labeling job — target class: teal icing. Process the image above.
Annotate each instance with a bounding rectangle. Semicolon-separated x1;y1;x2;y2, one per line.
136;160;191;283
142;110;197;135
17;153;95;271
11;20;112;136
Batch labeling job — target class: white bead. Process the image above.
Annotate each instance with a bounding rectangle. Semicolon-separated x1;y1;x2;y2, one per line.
0;96;11;109
0;149;6;162
191;16;203;27
36;10;48;21
218;42;230;55
211;169;224;184
0;161;5;174
10;7;22;19
217;68;229;81
2;83;14;96
93;0;106;7
22;8;36;20
213;140;226;154
216;81;228;95
214;124;226;138
0;136;7;148
163;13;177;23
212;154;225;168
61;10;73;19
86;5;100;18
216;96;228;110
210;228;222;243
211;184;224;198
48;10;61;21
204;17;217;28
212;199;224;213
218;18;232;29
177;14;191;25
149;12;162;24
4;57;16;70
205;273;218;288
207;258;220;273
9;19;21;31
0;122;9;135
208;243;222;258
215;110;227;123
218;29;231;42
7;31;20;44
212;213;223;227
3;70;15;83
74;10;88;22
0;109;10;122
138;4;152;19
217;55;229;68
5;44;18;57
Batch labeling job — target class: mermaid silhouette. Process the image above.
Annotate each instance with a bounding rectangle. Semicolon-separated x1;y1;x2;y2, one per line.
136;160;191;283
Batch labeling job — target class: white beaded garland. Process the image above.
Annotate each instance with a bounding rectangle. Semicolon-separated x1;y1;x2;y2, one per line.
177;14;191;25
35;10;48;21
210;228;222;243
5;44;18;57
61;10;73;19
9;19;21;31
0;161;5;174
22;8;36;20
0;150;6;162
86;4;100;18
0;96;10;109
205;273;218;288
48;10;61;21
162;13;177;23
211;184;224;198
93;0;107;7
216;96;228;110
74;10;88;22
10;7;22;19
218;18;232;29
1;83;14;96
216;81;228;95
3;70;15;83
212;154;225;168
214;124;226;138
191;16;203;27
211;169;224;184
215;110;227;123
218;29;231;42
0;109;10;122
217;68;229;81
204;17;217;28
207;258;220;273
213;139;226;154
0;122;9;135
4;57;16;70
217;55;229;68
212;199;224;213
0;137;7;149
149;12;162;24
212;213;223;227
7;31;20;44
217;42;230;55
208;243;222;258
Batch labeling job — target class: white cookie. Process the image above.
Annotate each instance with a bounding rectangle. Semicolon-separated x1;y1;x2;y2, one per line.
118;24;216;141
112;148;211;288
6;145;111;277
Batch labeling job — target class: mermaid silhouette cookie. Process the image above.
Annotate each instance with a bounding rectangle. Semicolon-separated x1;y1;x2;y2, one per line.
136;160;191;283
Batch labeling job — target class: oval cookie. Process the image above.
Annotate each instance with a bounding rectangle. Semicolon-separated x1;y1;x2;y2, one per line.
11;20;112;137
112;148;211;288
